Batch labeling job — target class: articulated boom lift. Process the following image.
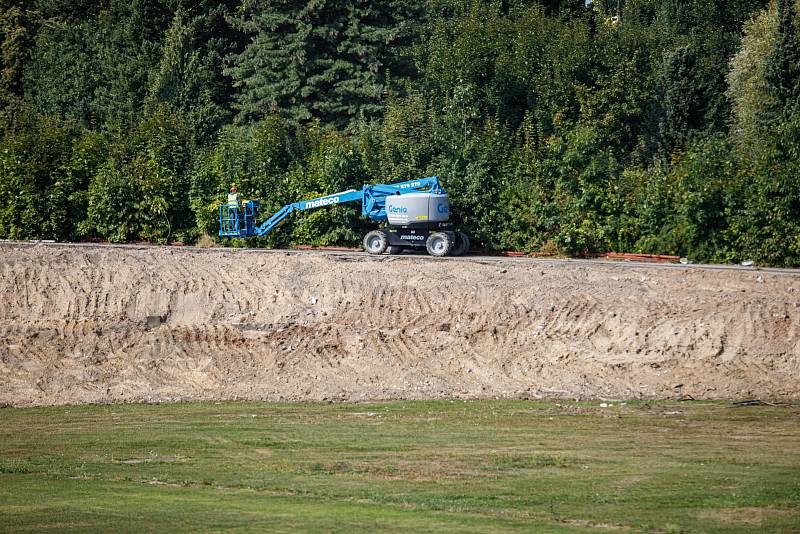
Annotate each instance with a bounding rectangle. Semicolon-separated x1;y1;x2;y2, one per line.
219;176;469;257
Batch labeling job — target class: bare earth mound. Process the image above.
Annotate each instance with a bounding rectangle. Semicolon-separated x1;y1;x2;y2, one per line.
1;243;798;406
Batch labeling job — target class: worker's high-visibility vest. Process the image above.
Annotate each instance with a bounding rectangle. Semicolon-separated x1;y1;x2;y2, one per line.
227;192;241;206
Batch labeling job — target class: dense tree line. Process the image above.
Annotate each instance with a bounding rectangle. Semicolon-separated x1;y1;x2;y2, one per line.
1;0;799;265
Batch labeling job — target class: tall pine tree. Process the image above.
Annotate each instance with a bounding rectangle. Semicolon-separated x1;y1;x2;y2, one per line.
145;1;243;144
24;0;172;130
227;0;419;128
0;1;33;117
766;0;800;113
91;0;172;131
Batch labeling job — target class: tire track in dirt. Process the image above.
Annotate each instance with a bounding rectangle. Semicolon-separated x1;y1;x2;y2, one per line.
0;243;798;406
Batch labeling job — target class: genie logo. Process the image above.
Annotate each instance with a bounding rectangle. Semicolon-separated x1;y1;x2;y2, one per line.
437;203;449;214
304;196;340;209
389;206;408;214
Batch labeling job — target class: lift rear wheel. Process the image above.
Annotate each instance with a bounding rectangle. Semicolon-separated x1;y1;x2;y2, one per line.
426;232;452;257
363;230;389;254
450;231;470;256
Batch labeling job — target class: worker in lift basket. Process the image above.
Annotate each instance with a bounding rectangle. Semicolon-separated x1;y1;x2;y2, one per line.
227;184;241;207
227;184;242;230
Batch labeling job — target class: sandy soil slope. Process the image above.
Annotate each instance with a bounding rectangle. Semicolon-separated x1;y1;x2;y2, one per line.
0;243;798;406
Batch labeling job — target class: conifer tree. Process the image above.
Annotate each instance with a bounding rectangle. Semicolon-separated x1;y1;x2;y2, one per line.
145;1;243;143
91;0;172;130
0;1;32;115
24;0;172;129
766;0;800;112
227;0;419;128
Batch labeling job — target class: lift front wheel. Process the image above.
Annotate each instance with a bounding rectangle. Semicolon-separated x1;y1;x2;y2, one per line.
426;232;452;257
363;230;389;254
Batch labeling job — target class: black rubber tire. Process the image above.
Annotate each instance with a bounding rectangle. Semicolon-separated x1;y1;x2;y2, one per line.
426;232;452;257
387;246;403;255
450;231;470;256
457;230;470;256
363;230;388;255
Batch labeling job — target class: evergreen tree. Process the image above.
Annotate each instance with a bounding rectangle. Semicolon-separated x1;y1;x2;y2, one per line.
227;0;308;123
23;19;99;125
766;0;800;112
227;0;419;128
660;44;708;148
24;0;172;130
0;1;33;116
145;1;243;143
91;0;172;130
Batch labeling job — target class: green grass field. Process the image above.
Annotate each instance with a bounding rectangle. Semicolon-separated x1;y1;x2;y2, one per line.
1;400;798;533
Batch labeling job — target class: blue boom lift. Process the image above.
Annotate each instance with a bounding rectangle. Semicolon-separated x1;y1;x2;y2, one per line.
218;176;469;257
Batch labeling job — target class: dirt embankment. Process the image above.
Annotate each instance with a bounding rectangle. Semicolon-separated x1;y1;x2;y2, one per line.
0;244;798;406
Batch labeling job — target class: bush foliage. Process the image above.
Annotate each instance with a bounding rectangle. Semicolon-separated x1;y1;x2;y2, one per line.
1;0;800;265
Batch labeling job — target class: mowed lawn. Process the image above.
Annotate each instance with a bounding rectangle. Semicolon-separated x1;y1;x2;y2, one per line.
0;401;798;533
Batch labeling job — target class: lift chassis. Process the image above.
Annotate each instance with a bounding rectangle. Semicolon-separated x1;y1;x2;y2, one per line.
363;222;469;257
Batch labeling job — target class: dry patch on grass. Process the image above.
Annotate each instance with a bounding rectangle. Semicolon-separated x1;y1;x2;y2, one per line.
114;455;186;465
696;506;799;526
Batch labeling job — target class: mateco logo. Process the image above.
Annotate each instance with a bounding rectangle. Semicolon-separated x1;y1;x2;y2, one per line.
304;196;340;209
401;234;425;241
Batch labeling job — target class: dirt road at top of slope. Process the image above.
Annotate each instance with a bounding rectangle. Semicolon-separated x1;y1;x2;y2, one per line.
0;243;798;406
